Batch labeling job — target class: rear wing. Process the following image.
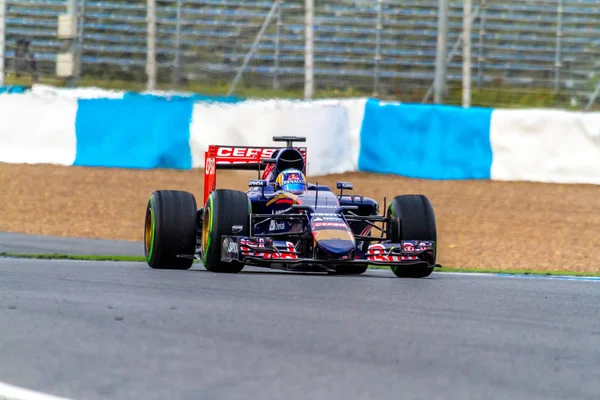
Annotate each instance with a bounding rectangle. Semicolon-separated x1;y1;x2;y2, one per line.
203;138;307;204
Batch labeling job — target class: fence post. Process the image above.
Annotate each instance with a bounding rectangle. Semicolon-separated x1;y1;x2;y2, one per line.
422;5;480;103
554;0;564;95
462;0;472;107
477;0;486;88
273;0;282;89
146;0;157;91
304;0;314;100
0;0;5;86
373;0;383;97
433;0;449;103
77;0;86;81
66;0;79;86
173;0;182;86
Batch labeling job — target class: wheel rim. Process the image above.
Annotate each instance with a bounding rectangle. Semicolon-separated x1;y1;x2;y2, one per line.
144;206;155;261
201;204;211;263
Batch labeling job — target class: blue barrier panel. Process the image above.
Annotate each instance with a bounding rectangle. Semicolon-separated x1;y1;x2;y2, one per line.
0;85;28;94
358;99;493;180
123;91;244;103
74;95;194;169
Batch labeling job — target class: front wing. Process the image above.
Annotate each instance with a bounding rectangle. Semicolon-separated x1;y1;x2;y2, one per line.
220;235;438;271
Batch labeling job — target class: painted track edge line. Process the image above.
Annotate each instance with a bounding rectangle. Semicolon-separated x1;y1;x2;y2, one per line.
369;270;600;281
0;382;74;400
437;271;600;281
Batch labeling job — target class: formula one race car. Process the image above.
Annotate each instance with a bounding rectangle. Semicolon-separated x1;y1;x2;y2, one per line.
143;137;440;278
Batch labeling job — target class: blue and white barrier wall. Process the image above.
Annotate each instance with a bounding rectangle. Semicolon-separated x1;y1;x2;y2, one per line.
0;85;598;185
359;99;600;185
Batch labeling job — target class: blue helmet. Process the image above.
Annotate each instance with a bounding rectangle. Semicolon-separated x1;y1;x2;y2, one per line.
275;168;307;194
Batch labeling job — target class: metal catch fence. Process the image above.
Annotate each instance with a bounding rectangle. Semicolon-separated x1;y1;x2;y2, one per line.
0;0;598;109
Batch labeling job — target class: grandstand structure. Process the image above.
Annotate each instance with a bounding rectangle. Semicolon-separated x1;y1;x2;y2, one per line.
1;0;599;108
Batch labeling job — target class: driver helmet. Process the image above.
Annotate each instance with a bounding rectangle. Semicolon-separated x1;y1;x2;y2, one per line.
275;168;307;194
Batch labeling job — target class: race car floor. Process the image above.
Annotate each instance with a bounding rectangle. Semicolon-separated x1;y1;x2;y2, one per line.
1;163;599;272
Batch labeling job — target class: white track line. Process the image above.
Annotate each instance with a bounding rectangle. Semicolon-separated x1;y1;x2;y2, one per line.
368;269;600;282
0;382;73;400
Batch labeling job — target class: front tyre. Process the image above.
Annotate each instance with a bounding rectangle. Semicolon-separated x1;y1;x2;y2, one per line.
144;190;197;270
388;194;437;278
201;189;251;273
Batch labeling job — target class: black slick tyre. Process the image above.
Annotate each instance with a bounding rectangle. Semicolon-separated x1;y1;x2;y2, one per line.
387;194;437;278
144;190;197;270
201;189;250;273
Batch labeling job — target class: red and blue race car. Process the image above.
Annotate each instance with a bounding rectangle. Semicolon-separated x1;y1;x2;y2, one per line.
143;136;440;278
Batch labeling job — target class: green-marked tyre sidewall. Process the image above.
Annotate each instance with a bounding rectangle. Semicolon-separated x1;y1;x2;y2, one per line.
145;195;156;263
144;190;197;270
147;206;155;262
200;189;250;273
202;195;214;264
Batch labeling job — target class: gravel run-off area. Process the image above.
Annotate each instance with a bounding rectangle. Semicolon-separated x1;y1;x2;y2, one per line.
1;163;599;273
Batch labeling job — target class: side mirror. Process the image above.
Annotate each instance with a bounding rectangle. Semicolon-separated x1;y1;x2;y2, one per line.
249;179;267;188
249;179;268;197
337;182;353;198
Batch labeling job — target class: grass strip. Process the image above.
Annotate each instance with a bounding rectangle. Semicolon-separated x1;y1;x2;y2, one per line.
2;253;598;277
0;252;146;262
6;73;595;111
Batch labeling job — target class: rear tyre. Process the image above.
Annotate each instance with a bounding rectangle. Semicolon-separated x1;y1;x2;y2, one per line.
144;190;197;270
201;189;250;273
387;195;437;278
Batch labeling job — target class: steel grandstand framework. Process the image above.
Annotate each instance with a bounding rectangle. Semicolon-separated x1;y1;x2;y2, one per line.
0;0;598;109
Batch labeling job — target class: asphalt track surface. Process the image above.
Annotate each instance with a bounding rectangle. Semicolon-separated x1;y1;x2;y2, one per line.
0;232;142;257
1;255;600;400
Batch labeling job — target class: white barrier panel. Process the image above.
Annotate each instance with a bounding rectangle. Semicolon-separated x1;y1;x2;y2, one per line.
190;100;359;176
0;93;78;165
31;84;125;99
490;109;600;185
311;98;367;169
191;98;366;169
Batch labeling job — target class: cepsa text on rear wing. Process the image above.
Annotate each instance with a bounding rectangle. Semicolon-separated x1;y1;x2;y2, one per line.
203;145;307;204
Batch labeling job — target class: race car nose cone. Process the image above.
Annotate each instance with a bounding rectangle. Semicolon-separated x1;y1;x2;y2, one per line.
317;239;355;258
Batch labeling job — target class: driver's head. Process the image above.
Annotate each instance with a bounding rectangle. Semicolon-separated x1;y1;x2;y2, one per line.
275;168;307;194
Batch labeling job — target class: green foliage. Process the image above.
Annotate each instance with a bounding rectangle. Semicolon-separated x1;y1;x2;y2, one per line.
445;85;574;109
0;252;146;262
6;72;591;109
